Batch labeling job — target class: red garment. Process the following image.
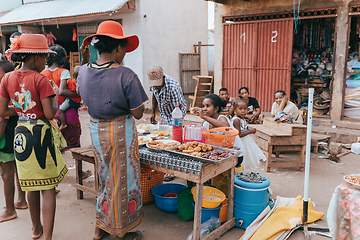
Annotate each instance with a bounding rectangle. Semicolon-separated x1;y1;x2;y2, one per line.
67;79;81;103
41;68;66;103
0;70;55;119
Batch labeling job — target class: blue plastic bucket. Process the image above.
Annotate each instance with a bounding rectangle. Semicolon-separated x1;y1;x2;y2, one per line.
234;175;270;229
192;202;222;223
151;183;188;213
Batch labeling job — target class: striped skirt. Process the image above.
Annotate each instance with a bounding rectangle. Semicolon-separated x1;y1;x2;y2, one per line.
89;114;143;238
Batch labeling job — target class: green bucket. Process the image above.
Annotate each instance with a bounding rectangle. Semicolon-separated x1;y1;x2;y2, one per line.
177;187;194;221
177;184;218;221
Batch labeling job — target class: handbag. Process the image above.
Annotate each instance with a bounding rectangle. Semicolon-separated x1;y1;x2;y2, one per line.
183;123;205;143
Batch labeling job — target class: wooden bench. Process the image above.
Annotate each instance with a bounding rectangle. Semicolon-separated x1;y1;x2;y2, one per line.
311;133;331;153
252;118;307;172
70;146;98;199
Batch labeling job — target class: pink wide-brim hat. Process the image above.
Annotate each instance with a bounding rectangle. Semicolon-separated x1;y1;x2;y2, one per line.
11;34;56;54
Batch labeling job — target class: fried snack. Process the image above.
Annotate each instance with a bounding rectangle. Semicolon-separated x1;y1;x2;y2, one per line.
345;175;360;185
152;130;169;136
176;141;213;155
138;137;150;145
148;141;179;149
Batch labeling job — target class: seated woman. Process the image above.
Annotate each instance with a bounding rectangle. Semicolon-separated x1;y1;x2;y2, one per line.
271;90;303;124
238;87;263;124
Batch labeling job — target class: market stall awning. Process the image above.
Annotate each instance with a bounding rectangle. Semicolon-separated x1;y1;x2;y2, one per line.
0;0;135;26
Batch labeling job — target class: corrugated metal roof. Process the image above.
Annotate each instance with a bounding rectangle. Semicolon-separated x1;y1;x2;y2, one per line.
0;0;132;25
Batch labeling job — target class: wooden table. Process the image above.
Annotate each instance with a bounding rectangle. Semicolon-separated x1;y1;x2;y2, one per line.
251;118;307;172
71;145;237;240
70;146;98;199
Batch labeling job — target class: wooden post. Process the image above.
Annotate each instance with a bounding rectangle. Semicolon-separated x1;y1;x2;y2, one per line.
75;159;83;199
331;2;351;120
192;183;203;240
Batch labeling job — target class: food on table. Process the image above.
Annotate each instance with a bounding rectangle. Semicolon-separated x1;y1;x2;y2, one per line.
344;174;360;185
137;124;156;131
138;137;150;145
201;150;235;161
147;141;179;149
151;130;169;137
176;141;213;157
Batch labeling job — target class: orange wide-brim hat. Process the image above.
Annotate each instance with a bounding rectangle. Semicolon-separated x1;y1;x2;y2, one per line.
11;34;56;54
82;20;139;53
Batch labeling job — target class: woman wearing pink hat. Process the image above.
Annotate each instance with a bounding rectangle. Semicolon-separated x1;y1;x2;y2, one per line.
0;34;68;240
77;21;147;240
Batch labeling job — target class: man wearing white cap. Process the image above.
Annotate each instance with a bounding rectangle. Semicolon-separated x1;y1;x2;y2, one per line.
148;65;187;125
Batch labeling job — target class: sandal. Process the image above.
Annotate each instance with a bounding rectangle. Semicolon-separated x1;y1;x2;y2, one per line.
163;174;175;182
32;225;43;239
123;230;142;240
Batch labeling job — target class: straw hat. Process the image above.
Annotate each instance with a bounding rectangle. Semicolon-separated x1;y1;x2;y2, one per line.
82;20;139;53
147;65;164;87
10;34;56;54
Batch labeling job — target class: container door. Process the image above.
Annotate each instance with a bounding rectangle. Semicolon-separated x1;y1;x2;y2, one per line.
256;20;293;112
223;22;258;99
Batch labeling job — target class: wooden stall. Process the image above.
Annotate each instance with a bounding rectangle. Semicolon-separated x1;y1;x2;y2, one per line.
251;118;307;172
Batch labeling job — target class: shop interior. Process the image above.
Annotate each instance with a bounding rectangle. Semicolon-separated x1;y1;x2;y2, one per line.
343;16;360;119
290;17;335;115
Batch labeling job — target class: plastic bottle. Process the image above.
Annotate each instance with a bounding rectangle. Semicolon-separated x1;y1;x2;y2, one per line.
172;105;183;143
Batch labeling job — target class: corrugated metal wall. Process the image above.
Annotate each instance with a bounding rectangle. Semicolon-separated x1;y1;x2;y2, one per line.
223;19;293;112
256;20;293;112
223;22;257;98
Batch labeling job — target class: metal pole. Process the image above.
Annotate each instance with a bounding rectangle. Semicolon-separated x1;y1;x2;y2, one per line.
303;88;314;240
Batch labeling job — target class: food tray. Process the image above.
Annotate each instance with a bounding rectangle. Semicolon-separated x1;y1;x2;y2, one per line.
343;174;360;188
146;140;180;152
165;145;240;165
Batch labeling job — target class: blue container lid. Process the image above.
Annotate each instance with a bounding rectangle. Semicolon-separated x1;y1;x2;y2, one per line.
234;175;270;189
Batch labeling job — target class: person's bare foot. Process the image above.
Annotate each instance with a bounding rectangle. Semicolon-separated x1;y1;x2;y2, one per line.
0;209;17;223
59;124;67;130
93;227;106;240
14;201;28;210
32;225;43;239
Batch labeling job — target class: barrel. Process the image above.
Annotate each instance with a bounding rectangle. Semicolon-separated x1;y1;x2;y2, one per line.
233;175;270;229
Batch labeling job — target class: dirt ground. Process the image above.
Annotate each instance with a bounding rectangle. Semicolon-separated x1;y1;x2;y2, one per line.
0;111;359;240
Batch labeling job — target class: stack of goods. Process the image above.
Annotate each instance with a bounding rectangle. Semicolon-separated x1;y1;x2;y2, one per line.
313;89;330;114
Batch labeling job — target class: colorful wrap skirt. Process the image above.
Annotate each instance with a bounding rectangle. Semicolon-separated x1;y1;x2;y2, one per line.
89;115;143;238
14;119;68;191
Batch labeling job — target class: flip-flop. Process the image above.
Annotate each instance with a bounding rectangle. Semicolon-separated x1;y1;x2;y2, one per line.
123;230;142;240
0;213;17;223
15;204;28;210
32;226;43;239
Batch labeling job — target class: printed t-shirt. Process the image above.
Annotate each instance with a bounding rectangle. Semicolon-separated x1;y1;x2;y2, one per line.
77;65;148;119
66;79;81;103
223;97;233;111
41;68;70;104
0;70;55;119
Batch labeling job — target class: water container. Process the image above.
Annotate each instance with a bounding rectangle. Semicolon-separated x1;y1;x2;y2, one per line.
172;105;183;143
233;175;270;229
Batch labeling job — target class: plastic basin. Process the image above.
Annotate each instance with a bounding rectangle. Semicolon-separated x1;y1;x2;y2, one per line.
151;183;187;213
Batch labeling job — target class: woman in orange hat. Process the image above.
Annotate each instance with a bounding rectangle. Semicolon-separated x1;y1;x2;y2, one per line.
77;21;147;240
0;34;68;240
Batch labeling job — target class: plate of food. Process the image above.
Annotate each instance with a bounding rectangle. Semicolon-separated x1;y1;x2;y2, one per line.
146;140;180;151
138;136;152;146
136;124;157;134
344;174;360;188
